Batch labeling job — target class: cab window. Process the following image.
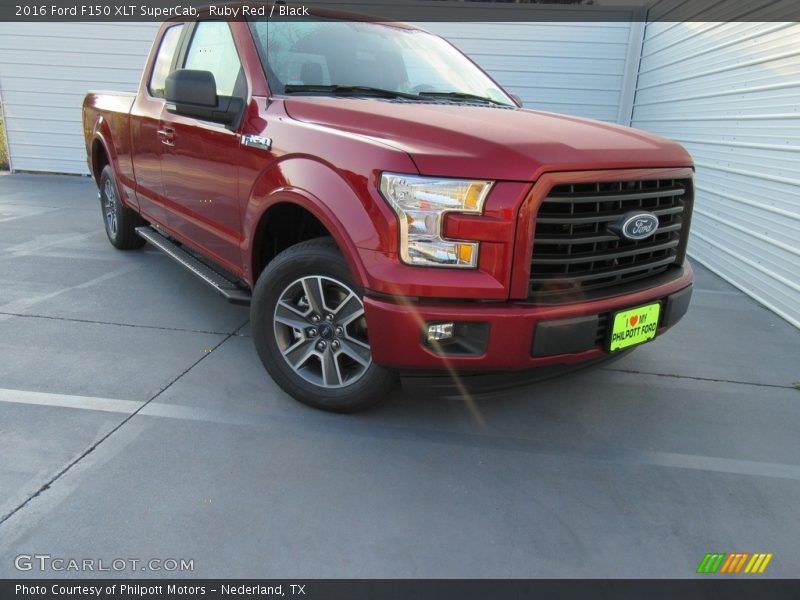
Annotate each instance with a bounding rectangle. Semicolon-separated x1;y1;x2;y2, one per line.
148;24;184;98
184;21;245;98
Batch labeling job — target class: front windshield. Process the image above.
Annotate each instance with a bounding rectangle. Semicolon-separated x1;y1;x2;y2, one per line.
250;19;515;105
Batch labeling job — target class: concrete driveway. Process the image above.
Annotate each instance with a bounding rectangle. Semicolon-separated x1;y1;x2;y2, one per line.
0;172;798;578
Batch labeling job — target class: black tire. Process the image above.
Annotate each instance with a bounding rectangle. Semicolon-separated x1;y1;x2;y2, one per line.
251;237;397;413
99;165;146;250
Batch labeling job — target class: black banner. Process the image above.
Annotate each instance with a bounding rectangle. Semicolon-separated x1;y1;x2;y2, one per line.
1;0;799;22
4;580;800;600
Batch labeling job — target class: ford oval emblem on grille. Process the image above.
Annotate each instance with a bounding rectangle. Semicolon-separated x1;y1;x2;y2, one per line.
610;211;660;241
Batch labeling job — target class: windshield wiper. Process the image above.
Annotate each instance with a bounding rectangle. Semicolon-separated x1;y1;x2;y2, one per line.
282;85;512;106
283;84;422;101
418;91;510;106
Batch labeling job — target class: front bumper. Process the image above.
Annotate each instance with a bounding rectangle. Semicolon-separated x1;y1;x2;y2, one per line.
364;262;693;370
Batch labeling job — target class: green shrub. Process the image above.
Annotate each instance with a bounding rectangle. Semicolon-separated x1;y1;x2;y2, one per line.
0;111;8;170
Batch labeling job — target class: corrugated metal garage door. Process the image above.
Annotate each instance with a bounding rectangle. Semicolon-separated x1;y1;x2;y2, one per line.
0;17;639;176
631;8;800;328
0;22;159;174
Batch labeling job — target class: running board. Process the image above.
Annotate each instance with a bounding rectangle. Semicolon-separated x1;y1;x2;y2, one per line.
135;226;251;306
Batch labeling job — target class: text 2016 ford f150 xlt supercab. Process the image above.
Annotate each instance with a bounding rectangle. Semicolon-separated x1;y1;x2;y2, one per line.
82;8;695;412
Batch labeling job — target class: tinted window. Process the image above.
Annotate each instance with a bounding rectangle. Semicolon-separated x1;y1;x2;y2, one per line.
184;21;243;97
149;24;183;98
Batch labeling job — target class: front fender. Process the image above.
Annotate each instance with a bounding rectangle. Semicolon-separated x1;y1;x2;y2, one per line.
242;157;398;289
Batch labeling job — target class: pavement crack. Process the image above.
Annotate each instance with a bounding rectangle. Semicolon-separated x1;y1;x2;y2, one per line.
0;328;241;527
0;310;238;336
602;367;793;390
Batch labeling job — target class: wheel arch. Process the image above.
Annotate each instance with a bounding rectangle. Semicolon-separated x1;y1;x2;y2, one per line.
248;195;371;290
90;135;112;185
245;157;391;290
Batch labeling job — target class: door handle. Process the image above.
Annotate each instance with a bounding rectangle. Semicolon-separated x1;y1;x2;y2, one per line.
157;128;176;145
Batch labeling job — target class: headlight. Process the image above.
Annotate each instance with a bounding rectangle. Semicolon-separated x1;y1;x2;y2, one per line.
379;173;493;268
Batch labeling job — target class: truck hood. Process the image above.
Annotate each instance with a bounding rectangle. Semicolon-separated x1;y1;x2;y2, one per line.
283;98;692;180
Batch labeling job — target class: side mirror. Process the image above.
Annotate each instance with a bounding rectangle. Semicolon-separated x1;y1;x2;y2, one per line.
166;69;217;107
509;93;523;107
165;69;240;126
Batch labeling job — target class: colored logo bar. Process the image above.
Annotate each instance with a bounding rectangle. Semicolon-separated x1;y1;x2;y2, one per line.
697;553;773;574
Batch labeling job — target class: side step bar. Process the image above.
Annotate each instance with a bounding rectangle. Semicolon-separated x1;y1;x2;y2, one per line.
135;226;251;306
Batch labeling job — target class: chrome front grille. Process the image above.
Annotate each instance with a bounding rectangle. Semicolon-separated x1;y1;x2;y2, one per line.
529;178;693;301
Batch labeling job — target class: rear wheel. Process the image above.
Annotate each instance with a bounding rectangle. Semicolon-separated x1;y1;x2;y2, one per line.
251;238;396;413
99;165;146;250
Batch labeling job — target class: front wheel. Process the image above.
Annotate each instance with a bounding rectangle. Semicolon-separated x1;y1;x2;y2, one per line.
251;238;396;413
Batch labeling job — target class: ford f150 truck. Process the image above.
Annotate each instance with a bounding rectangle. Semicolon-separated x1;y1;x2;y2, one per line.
82;7;694;412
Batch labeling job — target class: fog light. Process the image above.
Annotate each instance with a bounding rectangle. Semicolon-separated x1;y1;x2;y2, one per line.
427;322;455;343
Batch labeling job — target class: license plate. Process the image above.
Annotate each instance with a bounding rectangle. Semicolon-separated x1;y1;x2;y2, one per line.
609;302;661;352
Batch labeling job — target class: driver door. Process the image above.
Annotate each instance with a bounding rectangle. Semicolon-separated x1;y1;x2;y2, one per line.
159;20;246;273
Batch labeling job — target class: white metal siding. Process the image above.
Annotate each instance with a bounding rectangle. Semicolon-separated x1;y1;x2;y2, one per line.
631;10;800;329
424;21;640;123
0;16;637;176
0;22;158;174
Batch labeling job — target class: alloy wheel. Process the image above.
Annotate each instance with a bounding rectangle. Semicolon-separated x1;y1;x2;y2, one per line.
273;275;372;389
103;178;118;236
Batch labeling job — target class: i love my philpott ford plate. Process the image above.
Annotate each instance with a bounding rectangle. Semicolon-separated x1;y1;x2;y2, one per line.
609;302;661;352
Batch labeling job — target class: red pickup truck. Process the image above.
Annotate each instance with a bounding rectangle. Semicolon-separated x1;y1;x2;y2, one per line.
82;8;694;412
